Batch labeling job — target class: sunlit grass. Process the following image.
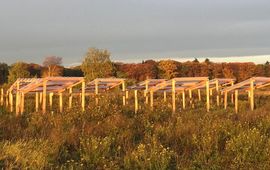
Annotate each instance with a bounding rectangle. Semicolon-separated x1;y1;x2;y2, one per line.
0;92;270;169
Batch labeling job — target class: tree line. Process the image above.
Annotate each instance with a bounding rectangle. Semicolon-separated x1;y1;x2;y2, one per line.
0;48;270;86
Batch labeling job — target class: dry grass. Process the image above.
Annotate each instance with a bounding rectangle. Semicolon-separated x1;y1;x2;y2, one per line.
0;93;270;169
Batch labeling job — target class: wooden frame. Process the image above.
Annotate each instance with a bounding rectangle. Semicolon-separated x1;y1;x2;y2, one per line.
7;76;268;115
148;77;210;112
222;77;270;112
189;78;235;107
86;78;126;106
7;77;85;115
128;79;166;112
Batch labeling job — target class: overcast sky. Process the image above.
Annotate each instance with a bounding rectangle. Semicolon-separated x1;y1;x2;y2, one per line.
0;0;270;65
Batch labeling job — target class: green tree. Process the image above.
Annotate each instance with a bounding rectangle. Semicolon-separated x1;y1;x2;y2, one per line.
0;62;9;84
8;62;31;84
81;48;113;81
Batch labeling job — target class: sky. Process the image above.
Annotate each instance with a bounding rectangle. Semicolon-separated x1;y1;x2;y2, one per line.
0;0;270;66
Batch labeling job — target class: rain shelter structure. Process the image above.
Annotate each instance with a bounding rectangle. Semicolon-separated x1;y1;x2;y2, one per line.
190;78;235;106
7;77;85;115
3;76;268;115
85;78;126;105
128;79;166;113
148;77;210;112
222;77;270;113
5;77;126;115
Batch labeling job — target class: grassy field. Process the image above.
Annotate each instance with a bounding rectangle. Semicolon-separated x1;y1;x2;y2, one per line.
1;92;270;169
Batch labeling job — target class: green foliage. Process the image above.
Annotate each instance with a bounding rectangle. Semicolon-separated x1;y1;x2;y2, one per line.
124;137;176;170
0;63;8;85
81;48;113;81
0;139;56;169
1;94;270;169
79;136;117;169
225;128;270;169
8;62;31;84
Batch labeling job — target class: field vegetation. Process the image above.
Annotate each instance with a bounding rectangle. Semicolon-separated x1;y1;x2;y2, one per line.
1;91;270;169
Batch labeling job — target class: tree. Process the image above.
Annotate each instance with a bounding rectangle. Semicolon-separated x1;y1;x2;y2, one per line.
8;62;31;84
237;63;256;81
193;58;199;63
204;58;211;64
255;64;265;76
42;56;63;77
63;66;83;77
264;61;270;77
81;48;113;81
158;60;178;79
222;64;234;79
28;63;42;77
0;63;9;85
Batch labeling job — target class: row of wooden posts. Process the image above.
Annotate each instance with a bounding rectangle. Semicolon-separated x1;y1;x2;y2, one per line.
0;80;257;115
0;79;127;115
133;79;256;114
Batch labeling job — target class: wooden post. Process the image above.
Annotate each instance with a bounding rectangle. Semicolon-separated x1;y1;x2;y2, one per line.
122;81;126;106
39;92;43;104
126;90;129;104
198;89;201;101
35;92;39;112
126;90;129;99
16;81;20;114
172;79;176;113
150;90;153;109
10;92;13;112
221;91;224;104
210;88;213;104
250;79;254;111
164;91;167;102
42;80;47;114
59;93;63;113
0;88;3;106
182;91;186;109
206;80;210;112
69;88;73;109
20;93;24;114
134;90;138;113
49;93;53;110
145;80;149;97
6;91;9;108
224;91;228;109
145;80;149;104
231;81;235;104
189;89;192;105
231;93;234;104
95;79;98;105
216;80;220;106
82;80;85;112
235;90;238;113
145;93;149;104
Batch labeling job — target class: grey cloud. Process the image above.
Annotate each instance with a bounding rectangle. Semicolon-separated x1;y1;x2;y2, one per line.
0;0;270;64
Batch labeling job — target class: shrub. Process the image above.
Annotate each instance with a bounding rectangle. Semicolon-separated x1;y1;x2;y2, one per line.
225;128;270;169
124;137;177;170
0;139;56;169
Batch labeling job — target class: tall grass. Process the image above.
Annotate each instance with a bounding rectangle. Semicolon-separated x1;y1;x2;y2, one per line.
1;92;270;169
